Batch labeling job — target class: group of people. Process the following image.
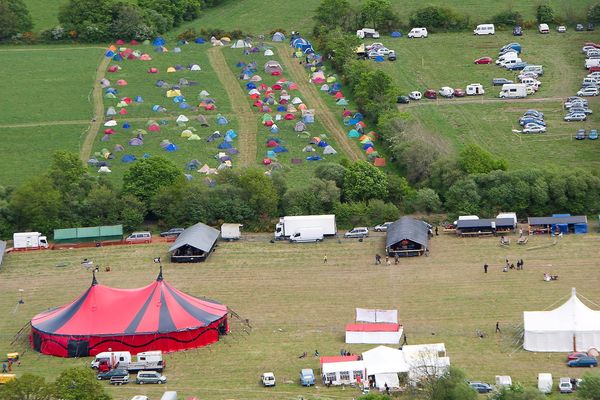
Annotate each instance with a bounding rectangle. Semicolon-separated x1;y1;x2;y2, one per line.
483;258;524;273
375;254;399;265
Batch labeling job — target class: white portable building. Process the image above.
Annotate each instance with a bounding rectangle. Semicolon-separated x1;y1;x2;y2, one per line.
524;288;600;352
321;360;365;386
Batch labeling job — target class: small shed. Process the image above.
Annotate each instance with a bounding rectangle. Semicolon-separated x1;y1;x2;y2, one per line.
169;222;220;262
527;215;588;235
385;217;429;256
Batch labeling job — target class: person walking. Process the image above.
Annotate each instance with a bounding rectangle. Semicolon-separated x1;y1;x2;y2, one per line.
484;263;488;273
495;321;501;333
1;363;6;373
520;259;524;270
375;254;381;265
435;226;439;236
323;254;328;264
402;333;408;345
394;254;399;265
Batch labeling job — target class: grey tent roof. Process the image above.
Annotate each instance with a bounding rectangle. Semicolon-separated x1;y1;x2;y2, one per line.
386;217;429;249
0;240;6;268
456;218;516;229
169;222;220;253
528;216;587;225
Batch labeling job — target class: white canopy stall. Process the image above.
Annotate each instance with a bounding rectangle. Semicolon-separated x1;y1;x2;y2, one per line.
362;345;409;390
524;288;600;352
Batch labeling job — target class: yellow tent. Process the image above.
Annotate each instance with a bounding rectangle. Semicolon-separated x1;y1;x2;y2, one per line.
167;66;176;73
166;89;182;98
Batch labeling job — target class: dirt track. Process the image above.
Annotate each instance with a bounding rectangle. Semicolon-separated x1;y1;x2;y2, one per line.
208;47;257;167
273;43;364;161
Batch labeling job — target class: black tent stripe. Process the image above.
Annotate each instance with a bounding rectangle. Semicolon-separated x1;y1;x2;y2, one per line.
158;287;177;333
33;286;93;334
89;326;223;350
164;283;222;325
124;284;159;334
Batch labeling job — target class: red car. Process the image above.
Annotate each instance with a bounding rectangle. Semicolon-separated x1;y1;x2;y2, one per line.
567;352;587;360
454;88;466;97
424;89;437;99
589;66;600;72
474;57;493;64
584;42;600;48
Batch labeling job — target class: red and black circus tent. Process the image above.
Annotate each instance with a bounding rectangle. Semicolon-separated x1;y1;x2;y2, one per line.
30;270;228;357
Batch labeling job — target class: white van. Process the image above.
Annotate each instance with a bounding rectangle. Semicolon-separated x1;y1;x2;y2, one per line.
501;58;523;68
289;228;324;243
495;375;512;388
521;77;541;87
499;83;527;98
538;373;553;394
474;24;495;35
466;83;485;95
539;23;550;33
160;391;178;400
496;52;519;65
91;351;132;368
408;27;428;38
125;231;152;244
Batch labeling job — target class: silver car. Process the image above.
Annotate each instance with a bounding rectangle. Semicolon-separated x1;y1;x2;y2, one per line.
577;87;599;96
564;112;587;121
344;227;369;238
522;125;547;133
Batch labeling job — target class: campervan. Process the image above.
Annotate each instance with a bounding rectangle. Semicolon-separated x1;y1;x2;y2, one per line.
408;27;428;38
356;28;380;39
474;24;495;35
501;58;523;68
466;83;485;95
496;52;519;65
538;373;553;394
499;83;527;98
91;351;132;368
496;375;512;388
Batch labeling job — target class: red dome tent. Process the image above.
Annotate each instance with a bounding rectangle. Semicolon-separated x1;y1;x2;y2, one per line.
30;270;228;357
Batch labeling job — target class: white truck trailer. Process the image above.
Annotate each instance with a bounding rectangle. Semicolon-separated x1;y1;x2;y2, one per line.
274;215;337;241
12;232;49;250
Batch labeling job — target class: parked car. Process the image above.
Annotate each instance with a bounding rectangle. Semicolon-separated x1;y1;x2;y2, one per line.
396;95;410;104
506;61;528;70
424;89;437;99
557;25;567;33
125;231;152;244
131;396;149;400
387;50;396;61
493;78;513;86
159;228;184;237
567;352;588;361
565;97;588;108
408;27;428;38
345;227;369;238
98;369;129;381
523;122;546;131
474;56;493;64
261;372;276;387
588;71;600;78
539;23;550;33
513;26;523;36
576;24;585;31
589;129;598;140
523;109;544;118
409;91;422;100
439;86;454;98
567;356;598;367
299;368;315;386
520;118;546;126
523;125;547;133
365;42;384;51
575;129;586;140
577;87;600;96
559;377;573;394
569;107;593;115
564;113;587;121
468;381;493;393
518;72;539;80
136;371;167;384
374;222;393;232
454;88;466;97
588;23;595;31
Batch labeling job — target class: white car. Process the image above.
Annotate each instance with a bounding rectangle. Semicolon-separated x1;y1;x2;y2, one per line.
374;222;393;232
408;27;428;38
522;125;547;133
344;227;369;238
582;45;597;53
577;87;600;96
261;372;276;387
409;91;422;100
557;25;567;33
539;23;550;33
588;72;600;78
439;86;454;98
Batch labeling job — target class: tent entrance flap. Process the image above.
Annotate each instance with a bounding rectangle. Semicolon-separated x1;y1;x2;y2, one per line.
374;373;400;389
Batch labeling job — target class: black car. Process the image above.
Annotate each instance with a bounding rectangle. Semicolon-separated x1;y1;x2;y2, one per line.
588;23;595;31
576;24;584;31
575;129;586;140
468;381;493;393
396;95;410;104
159;228;185;237
97;369;129;380
513;26;523;36
492;78;514;86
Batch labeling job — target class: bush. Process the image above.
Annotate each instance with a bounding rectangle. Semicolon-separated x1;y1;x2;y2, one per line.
177;27;198;41
270;28;287;35
409;6;470;32
536;4;555;24
492;10;523;27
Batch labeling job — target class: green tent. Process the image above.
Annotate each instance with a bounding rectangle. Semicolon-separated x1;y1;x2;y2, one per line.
347;129;360;138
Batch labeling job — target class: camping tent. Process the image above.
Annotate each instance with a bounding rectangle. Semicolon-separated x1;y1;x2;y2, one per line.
264;60;283;74
272;32;285;42
524;288;600;352
231;39;250;48
30;270;228;357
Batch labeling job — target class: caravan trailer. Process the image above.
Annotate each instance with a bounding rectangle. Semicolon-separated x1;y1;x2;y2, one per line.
499;83;527;98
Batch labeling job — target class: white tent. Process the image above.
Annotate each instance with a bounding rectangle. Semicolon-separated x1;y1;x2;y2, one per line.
402;343;449;384
524;288;600;352
356;308;398;323
321;360;365;386
231;39;250;48
264;49;274;56
362;346;408;390
345;323;402;344
176;115;189;123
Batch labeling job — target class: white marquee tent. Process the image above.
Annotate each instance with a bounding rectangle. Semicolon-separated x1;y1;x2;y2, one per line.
524;288;600;352
362;346;409;389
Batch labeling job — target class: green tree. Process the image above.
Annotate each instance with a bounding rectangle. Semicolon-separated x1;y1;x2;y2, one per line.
314;163;347;188
386;174;415;208
427;367;477;400
58;0;113;41
444;177;481;216
409;6;470;31
493;383;546;400
413;188;442;213
236;168;279;228
492;10;523;26
352;69;397;121
118;194;146;231
314;0;355;32
366;199;399;223
320;29;361;72
111;2;155;40
578;373;600;399
0;373;52;400
283;178;340;215
536;4;554;23
343;161;388;203
357;393;392;400
360;0;399;31
334;201;371;227
81;185;120;226
428;158;466;200
138;0;202;27
151;181;210;228
205;185;254;225
53;367;110;400
457;144;507;174
122;157;183;207
0;0;33;41
9;177;61;233
589;4;600;24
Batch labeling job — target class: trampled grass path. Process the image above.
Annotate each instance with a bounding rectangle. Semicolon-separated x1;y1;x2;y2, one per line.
79;54;111;162
207;47;256;167
273;43;364;161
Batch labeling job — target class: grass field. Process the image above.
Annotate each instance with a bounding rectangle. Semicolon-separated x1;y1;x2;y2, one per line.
1;230;599;399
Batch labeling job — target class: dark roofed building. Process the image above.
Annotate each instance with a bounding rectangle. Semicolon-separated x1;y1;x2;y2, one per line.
455;218;515;236
386;217;429;257
169;223;220;262
528;215;588;235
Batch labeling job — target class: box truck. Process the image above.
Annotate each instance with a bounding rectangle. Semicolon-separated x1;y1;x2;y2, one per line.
221;223;242;240
274;215;337;240
12;232;49;250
